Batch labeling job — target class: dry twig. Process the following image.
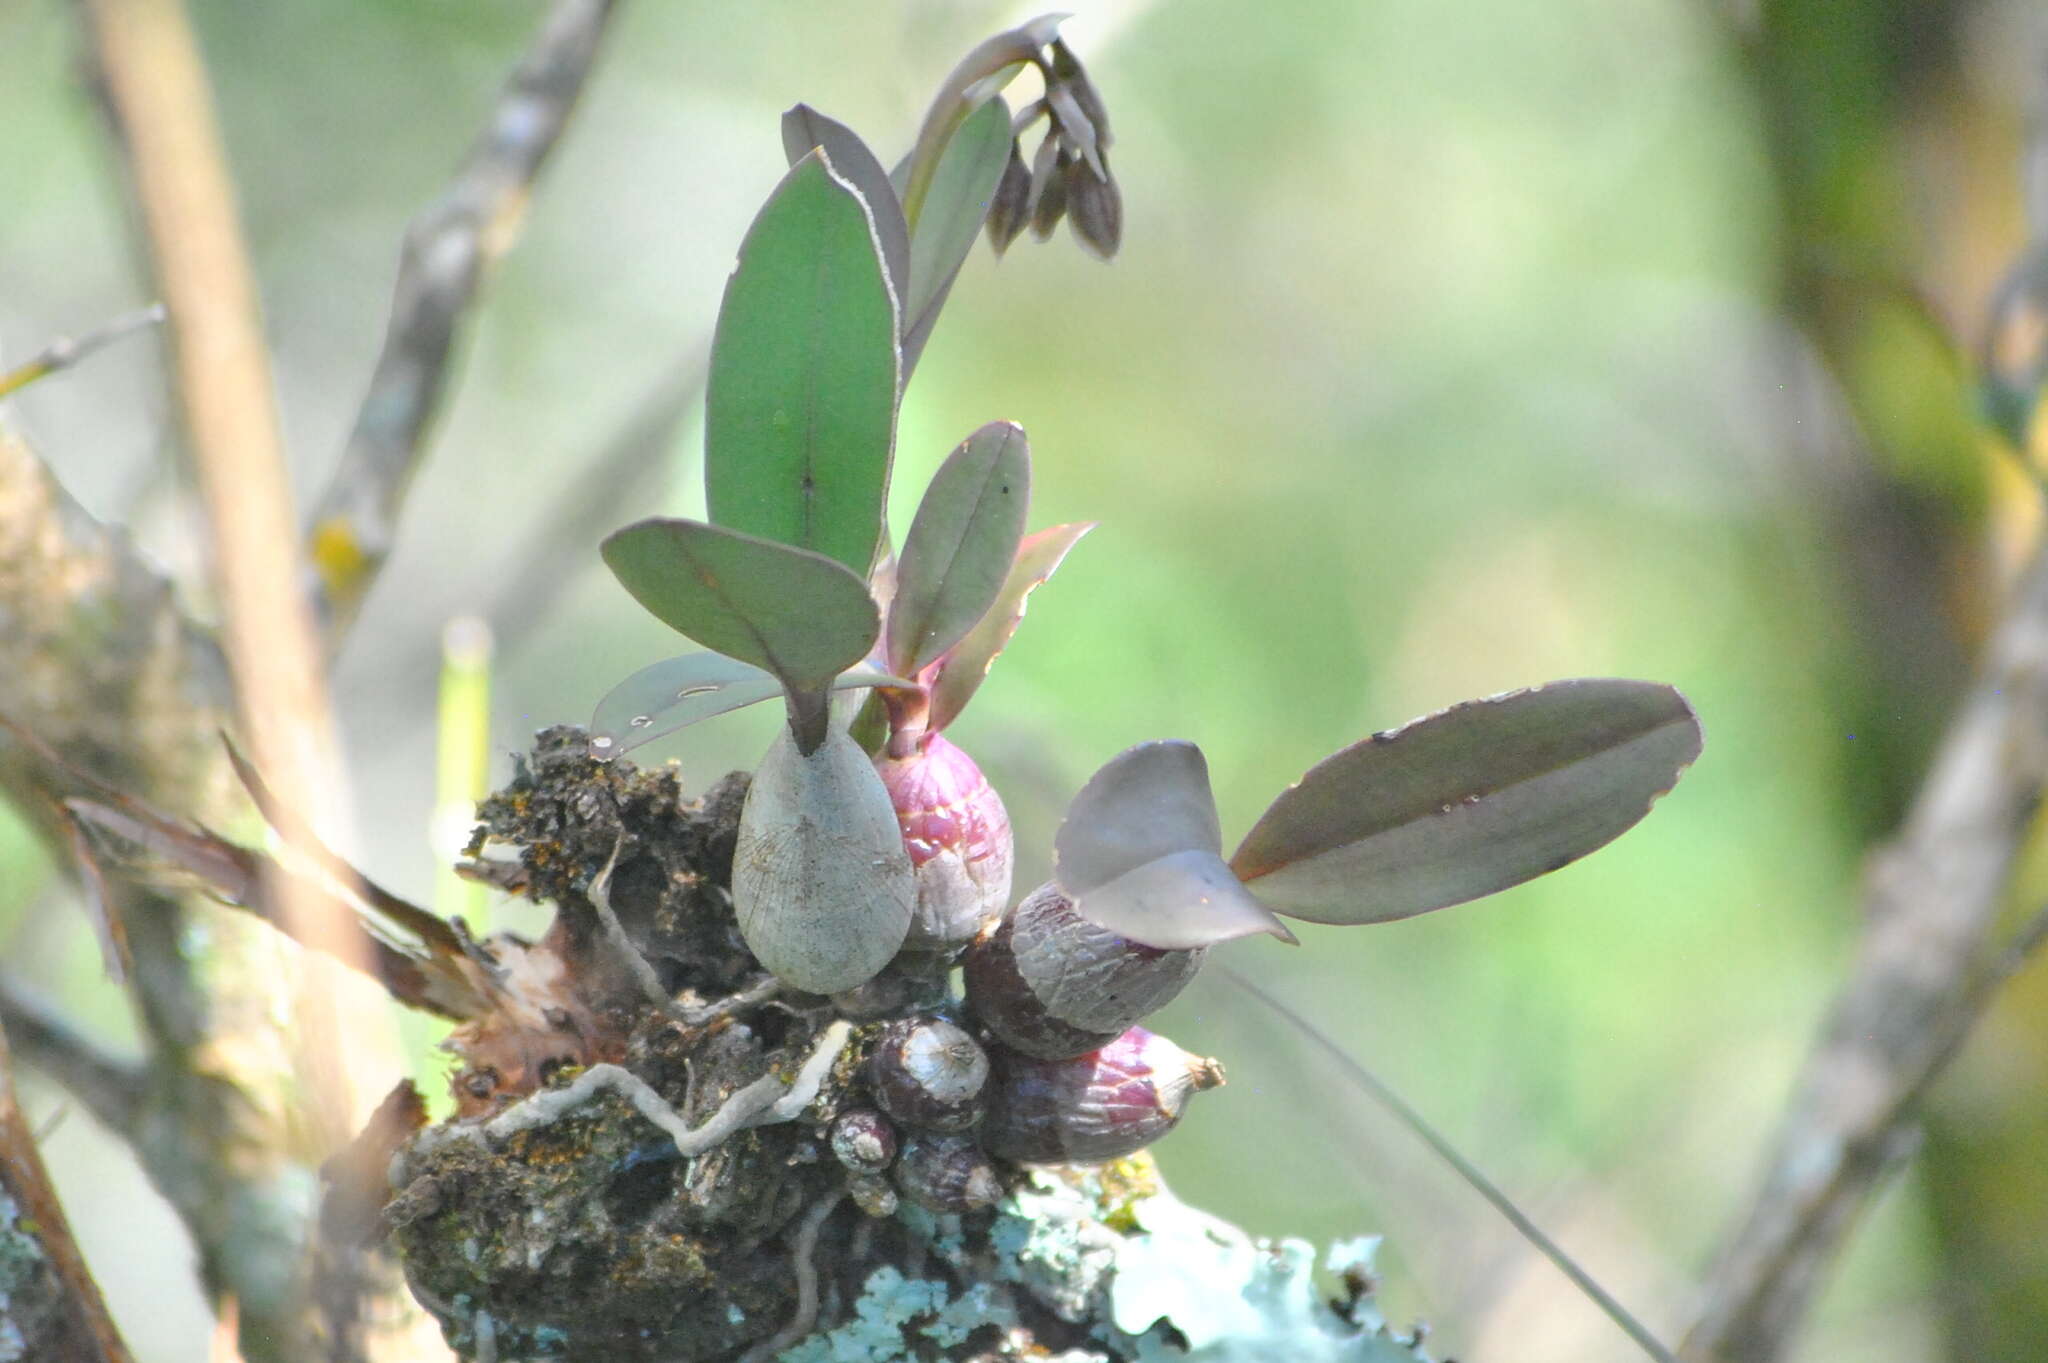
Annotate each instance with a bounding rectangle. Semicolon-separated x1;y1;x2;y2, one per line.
308;0;622;639
78;0;386;1147
0;303;164;400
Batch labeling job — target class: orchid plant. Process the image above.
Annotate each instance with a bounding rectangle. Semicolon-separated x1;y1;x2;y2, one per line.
590;18;1702;1013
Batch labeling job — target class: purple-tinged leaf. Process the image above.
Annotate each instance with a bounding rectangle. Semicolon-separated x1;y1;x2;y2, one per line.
886;421;1031;676
926;521;1092;732
781;105;910;316
705;151;899;575
901;95;1014;380
1230;679;1703;924
601;517;879;697
1053;741;1299;949
1056;740;1222;892
1073;848;1295;951
589;654;914;760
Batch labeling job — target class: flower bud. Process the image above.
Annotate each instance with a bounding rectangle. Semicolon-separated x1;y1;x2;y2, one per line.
963;881;1206;1060
869;1016;989;1133
894;1133;1002;1214
986;136;1033;256
980;1026;1224;1164
830;1107;899;1175
848;1174;899;1219
874;733;1013;955
1065;156;1121;261
1031;144;1072;241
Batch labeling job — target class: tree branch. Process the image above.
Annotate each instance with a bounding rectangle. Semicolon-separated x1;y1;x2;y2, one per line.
0;1020;137;1363
0;422;322;1360
0;975;145;1140
1684;537;2048;1362
307;0;622;640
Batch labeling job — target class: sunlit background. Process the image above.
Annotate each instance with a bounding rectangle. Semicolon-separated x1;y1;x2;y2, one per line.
5;0;2048;1359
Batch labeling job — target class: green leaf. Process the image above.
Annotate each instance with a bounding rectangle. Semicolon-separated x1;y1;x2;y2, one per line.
600;517;880;695
1230;679;1703;923
781;105;910;316
901;95;1014;380
1054;740;1294;949
926;521;1092;732
590;654;913;760
886;421;1031;676
704;151;900;574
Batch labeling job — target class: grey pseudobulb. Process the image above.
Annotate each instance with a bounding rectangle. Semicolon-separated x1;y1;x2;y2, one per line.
733;727;915;994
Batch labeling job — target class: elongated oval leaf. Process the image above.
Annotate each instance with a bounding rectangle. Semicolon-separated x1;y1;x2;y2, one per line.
926;521;1092;732
600;518;879;694
901;95;1014;380
781;105;910;317
1230;679;1703;924
1074;848;1296;951
705;150;900;573
886;421;1031;675
589;654;914;760
1056;740;1222;894
733;727;914;994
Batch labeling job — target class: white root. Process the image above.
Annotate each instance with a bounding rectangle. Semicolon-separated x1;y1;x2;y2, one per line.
412;1020;852;1162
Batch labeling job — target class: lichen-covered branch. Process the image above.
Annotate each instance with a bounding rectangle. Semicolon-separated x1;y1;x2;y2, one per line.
0;423;326;1359
1684;538;2048;1363
307;0;622;638
378;731;1447;1362
0;1021;137;1363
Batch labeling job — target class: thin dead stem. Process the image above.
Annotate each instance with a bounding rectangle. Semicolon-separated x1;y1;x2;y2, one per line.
77;0;392;1145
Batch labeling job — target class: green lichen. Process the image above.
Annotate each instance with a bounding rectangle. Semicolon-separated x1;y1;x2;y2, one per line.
0;1189;46;1362
989;1170;1433;1363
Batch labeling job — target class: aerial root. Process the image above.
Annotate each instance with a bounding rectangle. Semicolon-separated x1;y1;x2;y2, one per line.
741;1185;847;1363
410;1019;852;1163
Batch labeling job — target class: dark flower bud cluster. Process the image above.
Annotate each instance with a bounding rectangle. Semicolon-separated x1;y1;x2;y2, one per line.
988;36;1121;259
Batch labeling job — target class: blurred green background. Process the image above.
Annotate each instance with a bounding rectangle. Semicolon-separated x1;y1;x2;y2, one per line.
5;0;2048;1359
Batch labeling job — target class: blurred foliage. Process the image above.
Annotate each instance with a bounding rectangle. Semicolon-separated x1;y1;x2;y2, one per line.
5;0;2048;1360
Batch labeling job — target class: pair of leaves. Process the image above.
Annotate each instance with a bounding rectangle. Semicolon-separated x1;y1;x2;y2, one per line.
779;96;1014;389
588;653;910;760
706;94;1015;583
599;517;886;750
595;424;1085;756
704;149;900;578
1055;679;1704;950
